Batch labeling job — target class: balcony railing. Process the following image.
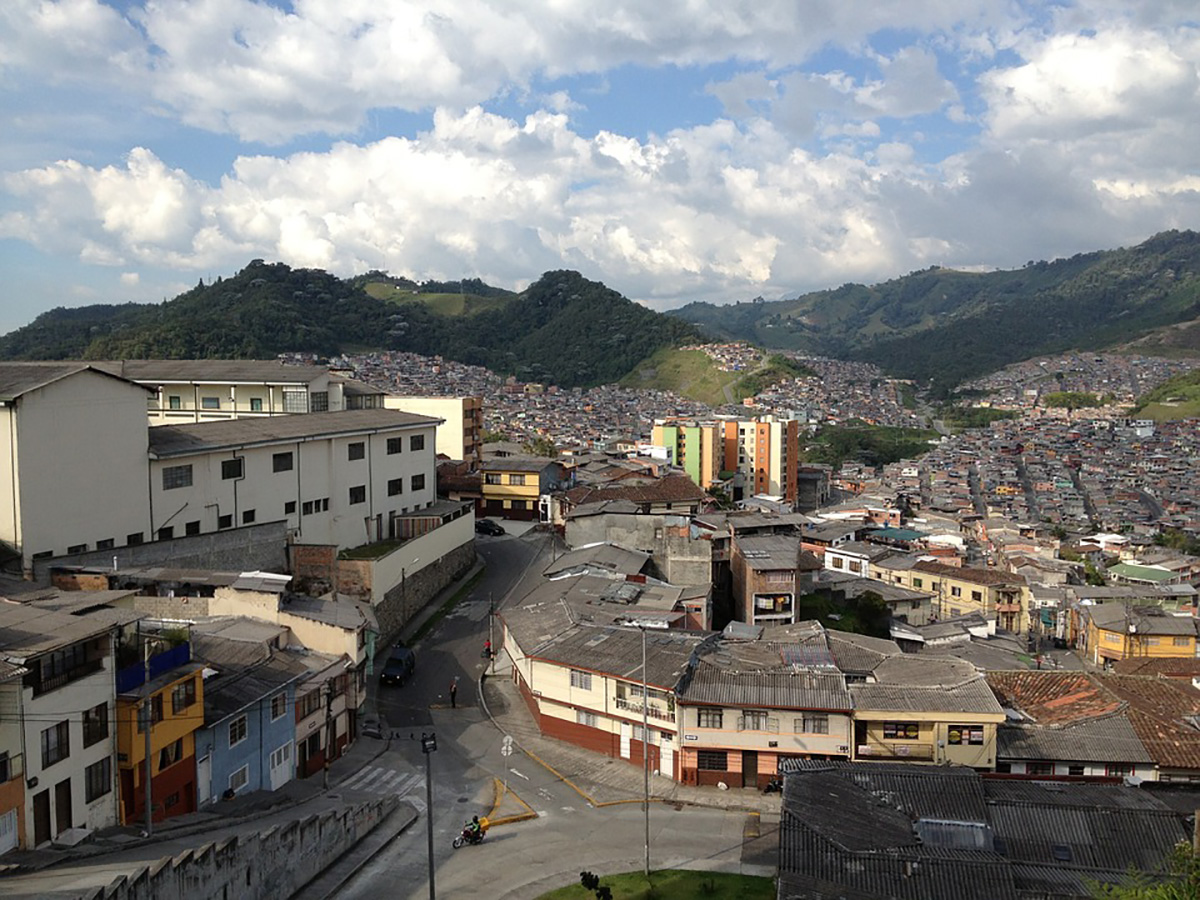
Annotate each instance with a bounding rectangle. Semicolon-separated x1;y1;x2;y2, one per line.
856;741;934;760
116;642;190;694
615;697;675;722
33;658;104;696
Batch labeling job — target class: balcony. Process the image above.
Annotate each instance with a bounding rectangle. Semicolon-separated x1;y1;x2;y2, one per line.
857;741;934;761
995;602;1023;613
32;658;105;697
614;697;675;723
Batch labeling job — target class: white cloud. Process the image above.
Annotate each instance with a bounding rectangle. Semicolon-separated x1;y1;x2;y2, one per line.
2;0;1007;143
982;28;1199;142
120;271;140;285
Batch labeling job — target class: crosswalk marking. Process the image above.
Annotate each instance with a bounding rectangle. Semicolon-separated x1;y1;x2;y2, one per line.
341;765;420;797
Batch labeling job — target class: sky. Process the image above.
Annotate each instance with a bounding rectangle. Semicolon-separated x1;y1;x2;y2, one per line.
1;1;1199;334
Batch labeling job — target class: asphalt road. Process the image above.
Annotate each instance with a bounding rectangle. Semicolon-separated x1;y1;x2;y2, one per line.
338;529;767;900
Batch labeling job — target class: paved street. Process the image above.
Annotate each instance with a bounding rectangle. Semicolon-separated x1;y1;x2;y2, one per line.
0;526;776;900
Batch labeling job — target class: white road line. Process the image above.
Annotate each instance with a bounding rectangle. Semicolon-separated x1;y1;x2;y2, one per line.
510;768;529;780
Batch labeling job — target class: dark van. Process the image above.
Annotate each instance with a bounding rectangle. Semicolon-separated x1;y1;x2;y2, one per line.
380;645;416;686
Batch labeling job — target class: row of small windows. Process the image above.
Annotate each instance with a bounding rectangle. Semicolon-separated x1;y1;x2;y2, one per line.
163;436;429;491
166;391;326;413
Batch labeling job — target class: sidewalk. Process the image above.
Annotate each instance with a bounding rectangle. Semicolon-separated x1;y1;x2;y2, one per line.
479;656;783;815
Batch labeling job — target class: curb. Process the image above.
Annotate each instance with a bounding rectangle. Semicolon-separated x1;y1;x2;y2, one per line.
478;668;778;816
485;777;538;827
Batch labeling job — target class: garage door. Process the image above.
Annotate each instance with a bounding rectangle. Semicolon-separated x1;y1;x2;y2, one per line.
0;809;17;855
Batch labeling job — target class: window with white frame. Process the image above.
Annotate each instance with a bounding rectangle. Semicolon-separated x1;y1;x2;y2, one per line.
229;765;249;793
797;714;829;734
697;708;723;729
569;669;592;690
270;742;291;769
281;391;307;413
740;710;770;732
576;710;597;728
270;693;287;720
229;714;248;747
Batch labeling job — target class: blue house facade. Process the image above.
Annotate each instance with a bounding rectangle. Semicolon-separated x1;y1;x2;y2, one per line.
193;652;308;806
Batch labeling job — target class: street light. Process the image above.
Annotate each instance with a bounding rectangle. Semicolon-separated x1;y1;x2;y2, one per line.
421;732;437;900
638;623;650;877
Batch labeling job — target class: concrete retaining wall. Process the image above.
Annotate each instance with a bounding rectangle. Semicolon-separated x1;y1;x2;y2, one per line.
79;796;398;900
33;522;290;583
375;541;476;642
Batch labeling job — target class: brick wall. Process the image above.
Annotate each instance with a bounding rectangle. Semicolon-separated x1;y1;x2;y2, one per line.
290;543;338;582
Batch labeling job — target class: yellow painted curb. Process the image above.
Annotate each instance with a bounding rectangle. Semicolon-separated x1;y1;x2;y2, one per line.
486;777;538;826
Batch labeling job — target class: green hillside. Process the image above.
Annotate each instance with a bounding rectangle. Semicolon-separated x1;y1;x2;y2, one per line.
621;348;811;406
1132;369;1200;421
670;230;1200;392
0;264;699;389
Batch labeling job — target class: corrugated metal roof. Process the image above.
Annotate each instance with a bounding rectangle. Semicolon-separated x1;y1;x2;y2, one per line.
852;676;1004;715
682;663;850;711
997;715;1153;763
148;409;439;457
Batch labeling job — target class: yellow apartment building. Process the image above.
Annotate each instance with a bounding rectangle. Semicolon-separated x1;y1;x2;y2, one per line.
1082;604;1199;665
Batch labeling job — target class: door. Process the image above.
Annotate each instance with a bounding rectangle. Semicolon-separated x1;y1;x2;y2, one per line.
197;754;211;806
619;722;631;759
741;751;758;790
54;778;72;836
659;737;674;779
0;809;17;855
269;742;293;791
32;791;50;847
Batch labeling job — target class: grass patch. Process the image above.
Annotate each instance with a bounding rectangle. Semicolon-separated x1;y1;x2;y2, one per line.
410;569;485;644
801;423;940;470
339;539;406;560
536;870;775;900
621;347;733;406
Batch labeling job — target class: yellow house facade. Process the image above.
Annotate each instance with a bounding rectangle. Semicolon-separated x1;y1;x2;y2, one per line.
1082;604;1199;665
851;677;1003;768
879;560;1030;633
116;660;205;825
480;457;567;520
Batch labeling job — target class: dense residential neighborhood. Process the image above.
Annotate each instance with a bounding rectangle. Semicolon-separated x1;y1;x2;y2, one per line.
3;346;1200;900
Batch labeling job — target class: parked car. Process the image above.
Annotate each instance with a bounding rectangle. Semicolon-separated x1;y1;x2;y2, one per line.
475;519;506;536
380;645;416;686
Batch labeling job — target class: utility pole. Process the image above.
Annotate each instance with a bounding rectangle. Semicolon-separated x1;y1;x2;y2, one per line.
488;592;496;677
421;732;438;900
641;624;650;877
323;679;334;790
142;634;153;837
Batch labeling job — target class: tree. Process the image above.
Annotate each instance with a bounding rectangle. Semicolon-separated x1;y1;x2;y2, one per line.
523;436;558;458
1090;842;1200;898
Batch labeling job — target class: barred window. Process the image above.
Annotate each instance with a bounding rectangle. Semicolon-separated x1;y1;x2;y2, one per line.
797;714;829;734
162;465;193;490
569;669;592;690
697;750;727;771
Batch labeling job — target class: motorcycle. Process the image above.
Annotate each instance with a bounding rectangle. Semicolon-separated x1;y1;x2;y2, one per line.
452;826;486;849
763;777;783;794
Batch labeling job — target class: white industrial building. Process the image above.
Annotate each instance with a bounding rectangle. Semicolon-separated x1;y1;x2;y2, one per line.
0;364;442;576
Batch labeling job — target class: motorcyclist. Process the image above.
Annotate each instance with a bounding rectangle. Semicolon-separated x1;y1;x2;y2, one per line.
465;815;483;841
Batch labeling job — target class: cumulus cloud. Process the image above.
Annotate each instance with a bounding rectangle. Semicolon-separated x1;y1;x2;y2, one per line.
2;0;1006;142
5;93;1198;311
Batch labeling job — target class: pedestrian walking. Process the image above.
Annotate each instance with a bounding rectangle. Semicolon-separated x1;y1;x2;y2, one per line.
450;676;458;708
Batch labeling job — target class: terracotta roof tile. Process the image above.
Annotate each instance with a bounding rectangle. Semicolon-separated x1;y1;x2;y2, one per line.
986;671;1122;725
1097;674;1200;771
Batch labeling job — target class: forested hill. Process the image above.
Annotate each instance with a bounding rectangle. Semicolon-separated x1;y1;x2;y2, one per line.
670;230;1200;392
0;262;700;389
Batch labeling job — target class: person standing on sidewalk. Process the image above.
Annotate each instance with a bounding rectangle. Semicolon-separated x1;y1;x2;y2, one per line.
450;676;458;708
